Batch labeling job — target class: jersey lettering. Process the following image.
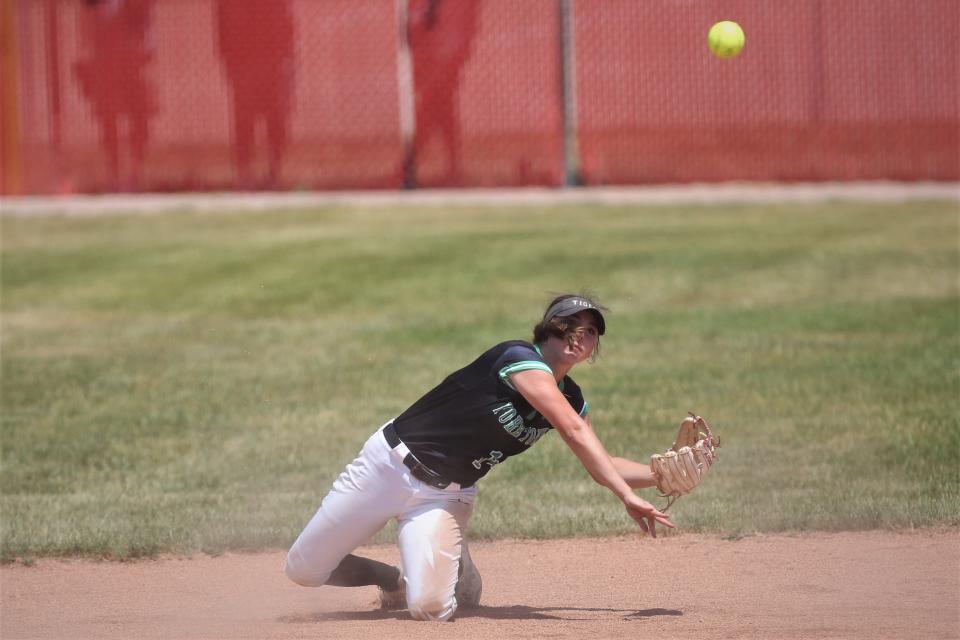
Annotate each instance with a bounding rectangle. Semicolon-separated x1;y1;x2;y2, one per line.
472;450;504;469
493;403;517;423
492;403;550;447
521;426;550;446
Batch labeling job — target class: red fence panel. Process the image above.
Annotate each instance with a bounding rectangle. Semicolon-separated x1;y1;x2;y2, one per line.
573;0;959;184
3;0;957;195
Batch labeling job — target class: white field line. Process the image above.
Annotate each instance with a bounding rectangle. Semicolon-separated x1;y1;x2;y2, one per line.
1;182;958;217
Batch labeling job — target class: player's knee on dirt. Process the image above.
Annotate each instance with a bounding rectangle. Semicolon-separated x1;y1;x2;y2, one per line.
406;592;458;622
283;550;330;587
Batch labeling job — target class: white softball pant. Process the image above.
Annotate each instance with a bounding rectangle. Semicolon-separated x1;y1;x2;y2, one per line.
284;423;477;622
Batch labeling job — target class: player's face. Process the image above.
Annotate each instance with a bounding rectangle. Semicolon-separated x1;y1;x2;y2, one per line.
562;311;600;363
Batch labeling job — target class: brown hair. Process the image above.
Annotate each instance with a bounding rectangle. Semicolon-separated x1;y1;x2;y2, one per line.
532;293;606;360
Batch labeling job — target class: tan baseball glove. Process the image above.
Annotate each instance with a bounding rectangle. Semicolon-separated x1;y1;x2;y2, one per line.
650;413;720;509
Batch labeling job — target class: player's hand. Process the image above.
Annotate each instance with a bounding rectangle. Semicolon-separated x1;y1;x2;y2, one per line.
623;494;674;537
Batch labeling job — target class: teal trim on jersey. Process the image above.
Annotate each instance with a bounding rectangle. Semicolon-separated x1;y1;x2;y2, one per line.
517;344;569;391
509;345;589;417
499;361;553;390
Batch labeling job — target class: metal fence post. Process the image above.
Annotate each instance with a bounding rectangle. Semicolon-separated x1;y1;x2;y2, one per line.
560;0;581;186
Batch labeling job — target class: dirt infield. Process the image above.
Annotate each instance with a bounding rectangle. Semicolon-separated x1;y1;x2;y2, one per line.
2;529;957;640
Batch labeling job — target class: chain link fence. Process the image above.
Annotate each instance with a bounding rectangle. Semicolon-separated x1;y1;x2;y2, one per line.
3;0;957;195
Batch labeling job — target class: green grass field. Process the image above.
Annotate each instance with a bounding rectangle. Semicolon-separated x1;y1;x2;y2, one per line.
2;200;958;560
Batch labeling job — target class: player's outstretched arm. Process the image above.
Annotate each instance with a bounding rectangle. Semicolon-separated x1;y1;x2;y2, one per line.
609;456;659;489
509;369;673;536
583;415;660;489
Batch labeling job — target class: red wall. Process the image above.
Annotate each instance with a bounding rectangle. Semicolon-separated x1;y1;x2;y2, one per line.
4;0;957;195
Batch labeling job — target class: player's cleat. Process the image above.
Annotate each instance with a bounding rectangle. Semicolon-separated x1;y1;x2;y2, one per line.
454;542;482;608
377;569;406;610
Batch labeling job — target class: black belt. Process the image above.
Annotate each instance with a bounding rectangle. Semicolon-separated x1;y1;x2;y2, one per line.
383;422;470;490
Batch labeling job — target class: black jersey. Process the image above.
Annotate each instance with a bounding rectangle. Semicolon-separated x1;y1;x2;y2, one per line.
392;340;588;486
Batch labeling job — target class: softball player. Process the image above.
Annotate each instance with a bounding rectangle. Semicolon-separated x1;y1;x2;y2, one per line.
284;293;673;621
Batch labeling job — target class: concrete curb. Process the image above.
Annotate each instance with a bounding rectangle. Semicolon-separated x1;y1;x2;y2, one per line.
2;182;958;217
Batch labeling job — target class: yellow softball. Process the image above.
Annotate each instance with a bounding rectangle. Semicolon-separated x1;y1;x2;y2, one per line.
708;21;745;59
